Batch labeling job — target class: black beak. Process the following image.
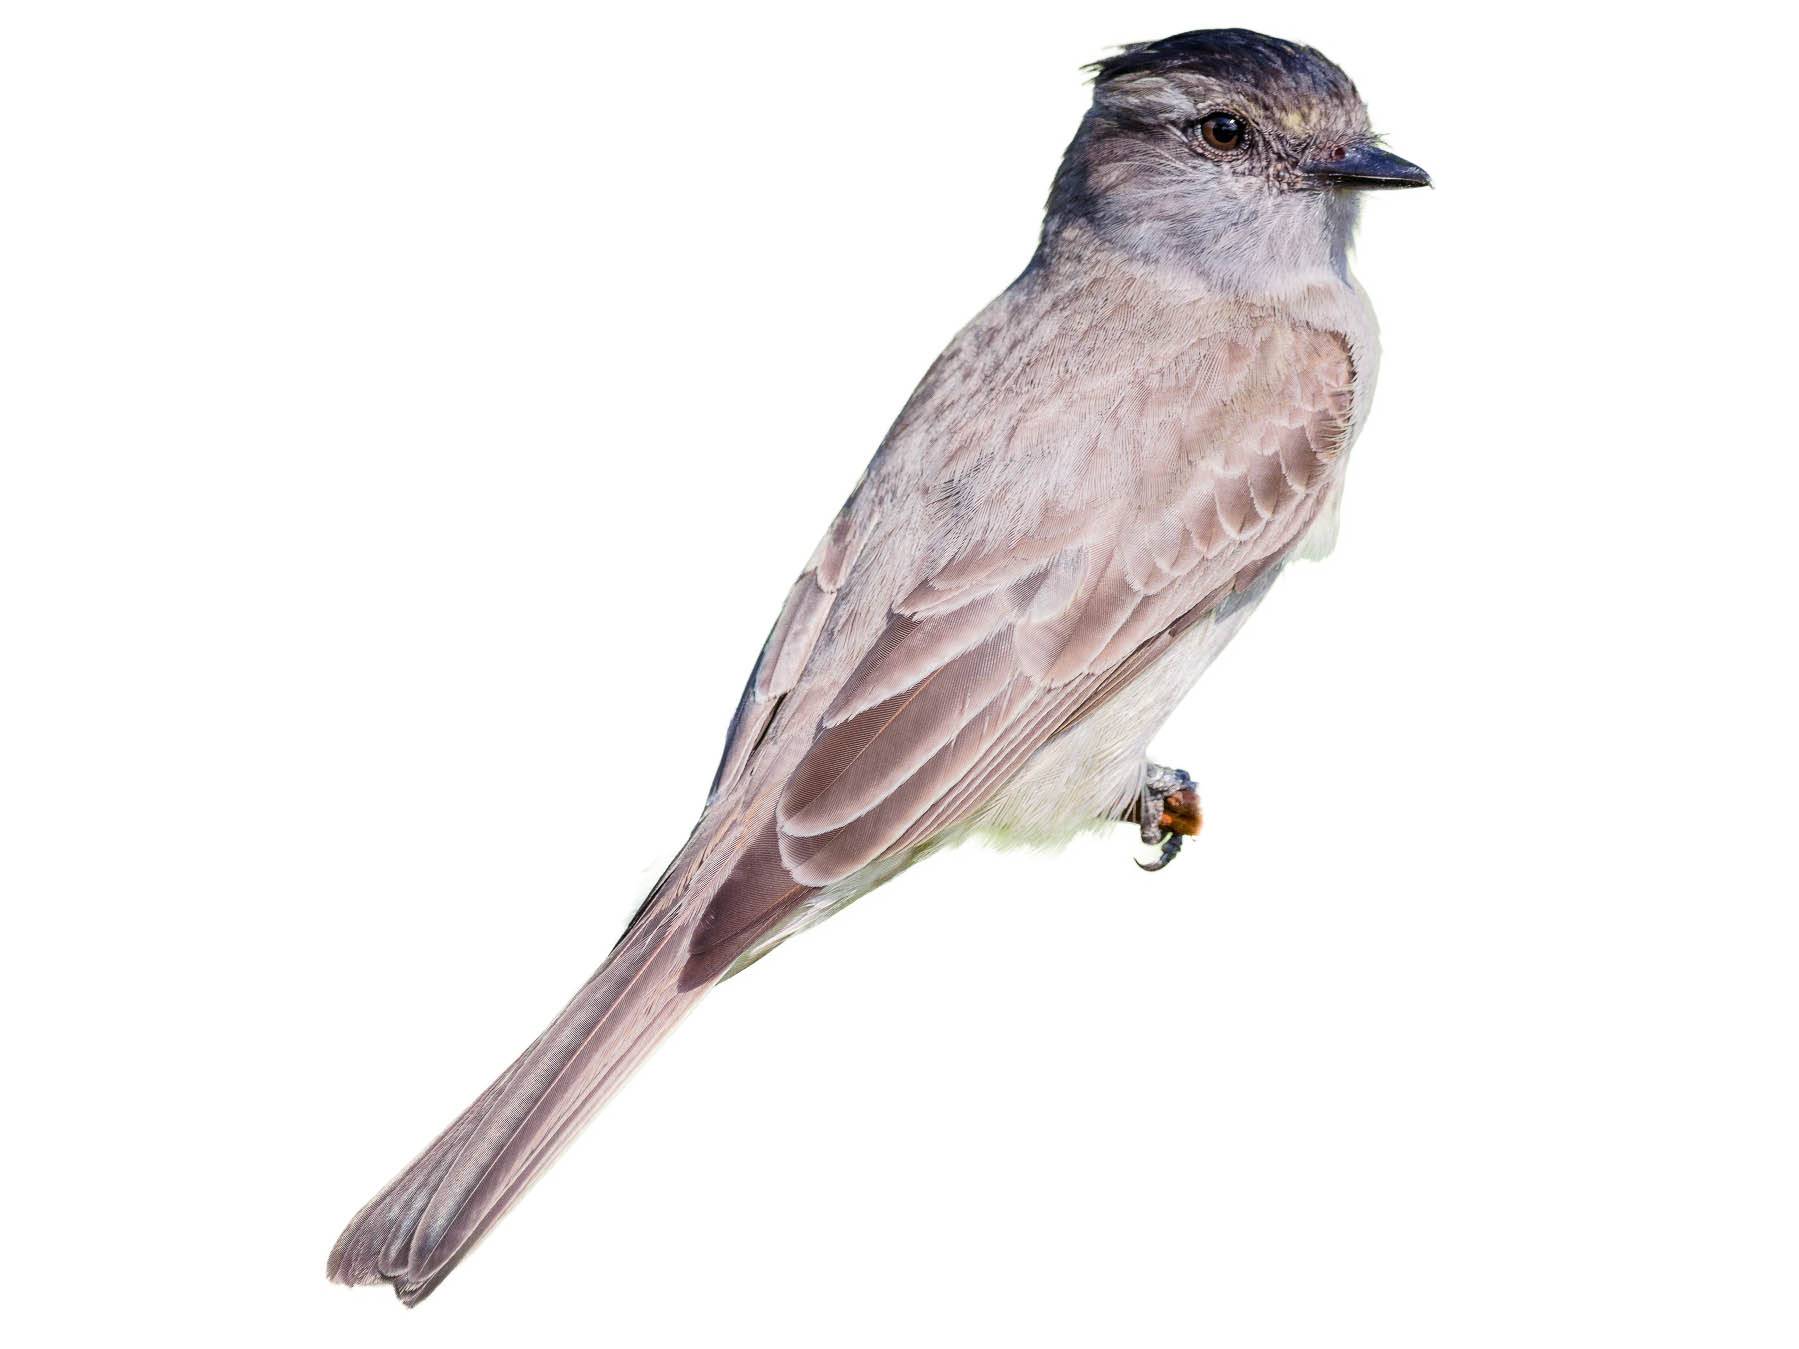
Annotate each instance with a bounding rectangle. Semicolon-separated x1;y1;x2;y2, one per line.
1302;143;1431;190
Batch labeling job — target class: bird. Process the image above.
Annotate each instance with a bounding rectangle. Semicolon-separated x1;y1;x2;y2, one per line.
328;27;1429;1304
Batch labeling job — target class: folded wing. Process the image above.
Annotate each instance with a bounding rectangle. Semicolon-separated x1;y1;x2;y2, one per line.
685;321;1354;976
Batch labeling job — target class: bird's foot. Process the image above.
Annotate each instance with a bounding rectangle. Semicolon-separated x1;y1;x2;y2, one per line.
1131;763;1202;872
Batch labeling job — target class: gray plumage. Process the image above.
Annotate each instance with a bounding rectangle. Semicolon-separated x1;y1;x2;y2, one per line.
329;27;1427;1304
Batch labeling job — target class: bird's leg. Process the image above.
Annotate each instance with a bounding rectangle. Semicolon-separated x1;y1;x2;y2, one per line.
1126;763;1203;872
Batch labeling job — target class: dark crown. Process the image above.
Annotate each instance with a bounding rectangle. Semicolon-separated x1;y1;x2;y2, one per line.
1089;28;1358;106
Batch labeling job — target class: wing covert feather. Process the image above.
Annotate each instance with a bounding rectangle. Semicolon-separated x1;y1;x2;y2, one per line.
748;319;1354;889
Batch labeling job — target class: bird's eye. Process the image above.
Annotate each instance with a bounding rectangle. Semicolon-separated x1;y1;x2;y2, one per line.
1198;112;1248;153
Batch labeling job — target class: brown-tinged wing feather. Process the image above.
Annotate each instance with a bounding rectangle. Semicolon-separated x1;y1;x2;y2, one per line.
684;319;1352;980
709;498;874;801
771;323;1353;889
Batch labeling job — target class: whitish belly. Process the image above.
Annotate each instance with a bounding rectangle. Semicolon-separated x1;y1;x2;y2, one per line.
965;590;1268;848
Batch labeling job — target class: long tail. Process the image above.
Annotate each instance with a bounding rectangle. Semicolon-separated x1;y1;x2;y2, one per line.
327;893;709;1305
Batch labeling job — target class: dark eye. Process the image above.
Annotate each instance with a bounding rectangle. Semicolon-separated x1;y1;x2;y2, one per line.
1198;112;1247;153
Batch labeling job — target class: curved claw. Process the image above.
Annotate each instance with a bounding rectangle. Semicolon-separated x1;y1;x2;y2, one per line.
1130;763;1201;873
1136;830;1184;872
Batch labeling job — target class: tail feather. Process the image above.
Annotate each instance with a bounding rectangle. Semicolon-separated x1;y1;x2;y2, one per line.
327;902;706;1304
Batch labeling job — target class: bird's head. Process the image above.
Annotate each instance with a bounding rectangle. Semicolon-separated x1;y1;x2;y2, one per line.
1044;29;1428;294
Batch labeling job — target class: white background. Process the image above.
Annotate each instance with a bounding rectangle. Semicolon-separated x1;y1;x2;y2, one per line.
4;2;1794;1345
